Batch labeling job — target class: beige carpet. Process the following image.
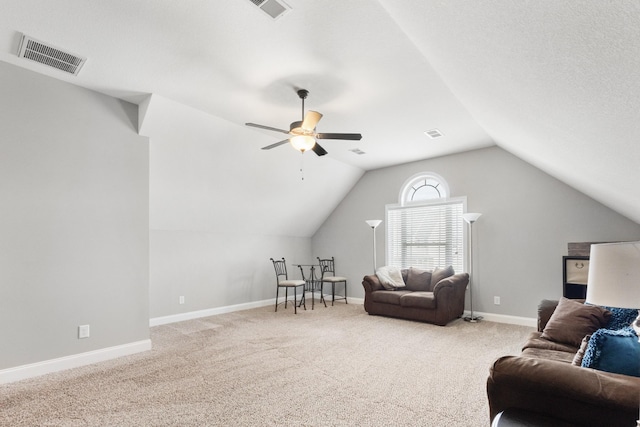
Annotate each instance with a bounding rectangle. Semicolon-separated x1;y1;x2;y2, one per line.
0;303;533;426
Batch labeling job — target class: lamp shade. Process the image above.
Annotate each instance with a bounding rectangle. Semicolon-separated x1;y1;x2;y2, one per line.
585;241;640;309
365;219;382;228
462;212;482;224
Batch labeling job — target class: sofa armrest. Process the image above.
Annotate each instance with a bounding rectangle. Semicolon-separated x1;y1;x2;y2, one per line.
537;299;559;332
487;355;640;427
362;274;384;292
432;273;468;323
432;272;469;297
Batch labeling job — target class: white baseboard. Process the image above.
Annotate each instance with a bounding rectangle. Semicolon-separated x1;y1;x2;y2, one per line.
463;310;536;327
150;295;363;327
150;297;537;329
150;298;275;326
0;339;151;385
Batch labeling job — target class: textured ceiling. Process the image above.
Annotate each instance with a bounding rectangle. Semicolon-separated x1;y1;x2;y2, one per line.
1;0;639;224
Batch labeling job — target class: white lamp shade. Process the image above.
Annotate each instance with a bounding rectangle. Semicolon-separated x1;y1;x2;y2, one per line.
365;219;382;228
301;111;322;131
462;212;482;224
585;241;640;309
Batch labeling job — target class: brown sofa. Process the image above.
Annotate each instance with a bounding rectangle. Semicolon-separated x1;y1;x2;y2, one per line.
487;299;640;427
361;267;469;326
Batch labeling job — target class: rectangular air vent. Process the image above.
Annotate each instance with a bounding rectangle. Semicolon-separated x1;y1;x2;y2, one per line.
424;129;444;139
17;34;86;76
349;148;366;155
248;0;291;20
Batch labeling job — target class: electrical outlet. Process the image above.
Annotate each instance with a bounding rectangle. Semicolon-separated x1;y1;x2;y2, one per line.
78;324;90;339
179;296;185;304
494;296;501;305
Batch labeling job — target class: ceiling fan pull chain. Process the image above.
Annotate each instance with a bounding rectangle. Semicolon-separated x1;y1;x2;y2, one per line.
300;151;305;180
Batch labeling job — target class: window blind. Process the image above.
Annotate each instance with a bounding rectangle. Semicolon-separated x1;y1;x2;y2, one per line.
386;199;464;272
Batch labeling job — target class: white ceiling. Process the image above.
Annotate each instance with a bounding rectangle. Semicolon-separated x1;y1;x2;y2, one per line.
1;0;639;224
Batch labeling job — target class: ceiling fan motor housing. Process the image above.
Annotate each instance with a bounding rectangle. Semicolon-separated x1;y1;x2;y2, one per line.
289;120;313;135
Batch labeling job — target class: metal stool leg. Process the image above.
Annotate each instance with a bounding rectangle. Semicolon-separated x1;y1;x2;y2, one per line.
319;282;327;307
332;283;336;306
344;280;348;304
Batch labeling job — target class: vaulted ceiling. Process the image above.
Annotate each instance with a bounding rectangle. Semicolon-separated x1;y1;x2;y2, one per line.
2;0;639;224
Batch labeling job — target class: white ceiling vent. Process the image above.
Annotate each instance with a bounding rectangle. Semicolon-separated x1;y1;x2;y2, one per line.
349;148;367;155
248;0;291;20
17;34;86;76
424;129;444;139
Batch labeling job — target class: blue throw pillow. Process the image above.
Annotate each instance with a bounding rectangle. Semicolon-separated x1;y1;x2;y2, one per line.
602;306;639;330
581;327;640;377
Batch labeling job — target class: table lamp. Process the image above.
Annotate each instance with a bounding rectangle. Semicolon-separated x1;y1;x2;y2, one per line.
585;241;640;427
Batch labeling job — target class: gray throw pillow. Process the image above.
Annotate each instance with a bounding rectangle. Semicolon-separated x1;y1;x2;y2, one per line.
405;267;432;291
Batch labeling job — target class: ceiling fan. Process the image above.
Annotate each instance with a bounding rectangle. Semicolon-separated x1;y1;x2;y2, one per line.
245;89;362;156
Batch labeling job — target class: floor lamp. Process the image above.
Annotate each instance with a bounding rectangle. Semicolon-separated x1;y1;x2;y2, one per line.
584;241;640;427
365;220;382;273
462;213;482;323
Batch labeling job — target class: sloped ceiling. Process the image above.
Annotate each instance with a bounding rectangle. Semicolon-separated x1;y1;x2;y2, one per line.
1;0;638;225
378;1;640;224
141;94;363;237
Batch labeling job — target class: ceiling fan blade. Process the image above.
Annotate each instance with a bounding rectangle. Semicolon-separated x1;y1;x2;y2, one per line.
312;143;327;156
316;132;362;141
246;123;290;134
301;111;323;131
261;139;290;150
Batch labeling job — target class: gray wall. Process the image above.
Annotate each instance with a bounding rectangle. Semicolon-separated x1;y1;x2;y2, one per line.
143;95;362;319
150;230;312;317
312;146;640;318
0;62;149;370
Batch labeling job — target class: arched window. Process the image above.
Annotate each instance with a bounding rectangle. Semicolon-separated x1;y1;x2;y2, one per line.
388;172;464;272
400;172;449;205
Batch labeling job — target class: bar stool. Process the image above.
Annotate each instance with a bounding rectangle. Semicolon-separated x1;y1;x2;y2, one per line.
270;257;306;314
317;257;348;305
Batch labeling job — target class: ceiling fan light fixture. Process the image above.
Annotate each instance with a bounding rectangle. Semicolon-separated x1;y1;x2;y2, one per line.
290;135;315;152
247;88;361;157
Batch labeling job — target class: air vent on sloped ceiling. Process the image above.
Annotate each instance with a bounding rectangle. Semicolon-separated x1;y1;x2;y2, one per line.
248;0;291;20
424;129;444;139
17;34;86;76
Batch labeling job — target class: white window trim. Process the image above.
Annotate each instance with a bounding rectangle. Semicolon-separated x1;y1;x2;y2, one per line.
399;171;450;206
